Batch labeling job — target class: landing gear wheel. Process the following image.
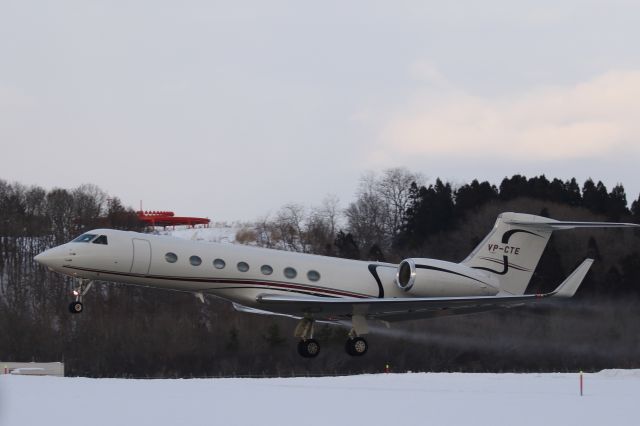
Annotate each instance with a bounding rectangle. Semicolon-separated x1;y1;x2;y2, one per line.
345;337;368;356
69;301;83;314
68;279;92;315
297;339;320;358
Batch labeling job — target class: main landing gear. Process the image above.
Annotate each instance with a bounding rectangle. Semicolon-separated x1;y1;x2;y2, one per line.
297;339;321;358
293;317;369;358
295;318;320;358
345;314;369;357
69;279;93;314
345;336;368;357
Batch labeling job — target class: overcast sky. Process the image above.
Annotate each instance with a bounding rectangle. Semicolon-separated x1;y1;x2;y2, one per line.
2;1;639;221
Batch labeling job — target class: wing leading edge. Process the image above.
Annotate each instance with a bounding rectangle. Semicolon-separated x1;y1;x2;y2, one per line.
255;259;593;322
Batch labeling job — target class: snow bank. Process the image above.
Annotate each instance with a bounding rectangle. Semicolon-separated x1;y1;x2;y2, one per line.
1;371;638;426
156;223;243;244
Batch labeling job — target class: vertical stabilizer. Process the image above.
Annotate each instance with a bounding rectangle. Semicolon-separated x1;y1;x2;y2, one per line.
462;213;552;295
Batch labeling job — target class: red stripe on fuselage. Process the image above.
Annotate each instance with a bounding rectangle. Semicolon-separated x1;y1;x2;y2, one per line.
61;265;371;299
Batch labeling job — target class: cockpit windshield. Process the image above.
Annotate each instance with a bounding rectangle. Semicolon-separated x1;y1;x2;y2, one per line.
92;235;108;245
72;234;97;243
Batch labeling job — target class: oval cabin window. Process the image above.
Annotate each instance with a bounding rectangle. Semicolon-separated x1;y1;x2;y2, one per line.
237;262;250;272
213;258;226;269
189;256;202;266
307;270;321;282
165;252;178;263
261;265;273;275
283;267;297;279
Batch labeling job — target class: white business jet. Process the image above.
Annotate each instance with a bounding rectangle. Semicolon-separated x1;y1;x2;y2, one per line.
34;212;639;357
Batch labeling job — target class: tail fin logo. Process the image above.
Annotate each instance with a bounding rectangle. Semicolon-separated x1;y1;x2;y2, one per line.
472;229;543;275
501;229;543;244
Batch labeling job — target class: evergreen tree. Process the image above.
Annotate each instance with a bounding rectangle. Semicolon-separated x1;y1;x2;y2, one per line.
398;179;454;248
548;178;567;204
454;180;498;215
606;184;629;220
528;175;551;200
499;174;528;201
565;178;582;206
631;194;640;223
582;179;608;214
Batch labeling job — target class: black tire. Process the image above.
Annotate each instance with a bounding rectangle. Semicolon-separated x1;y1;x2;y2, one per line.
69;301;83;314
345;339;354;356
297;340;308;357
345;337;368;356
297;339;320;358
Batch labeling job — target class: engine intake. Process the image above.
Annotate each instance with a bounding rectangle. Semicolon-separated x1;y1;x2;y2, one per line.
396;259;417;291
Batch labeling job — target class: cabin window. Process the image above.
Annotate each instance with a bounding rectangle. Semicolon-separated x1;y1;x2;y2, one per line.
237;261;249;272
307;270;320;282
72;234;97;243
92;235;108;245
213;258;226;269
261;265;273;275
189;255;202;266
284;267;297;279
165;252;178;263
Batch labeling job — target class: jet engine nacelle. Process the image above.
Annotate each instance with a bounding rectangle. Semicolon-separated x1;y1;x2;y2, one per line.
396;258;498;297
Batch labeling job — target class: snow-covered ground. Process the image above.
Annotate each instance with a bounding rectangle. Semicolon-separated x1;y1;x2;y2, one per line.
155;223;243;244
1;370;639;426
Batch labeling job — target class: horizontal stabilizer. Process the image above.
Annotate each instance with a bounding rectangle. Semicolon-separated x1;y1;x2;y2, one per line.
504;218;640;231
551;258;593;298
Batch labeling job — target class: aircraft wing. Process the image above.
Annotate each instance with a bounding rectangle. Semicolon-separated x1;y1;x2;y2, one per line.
255;258;593;322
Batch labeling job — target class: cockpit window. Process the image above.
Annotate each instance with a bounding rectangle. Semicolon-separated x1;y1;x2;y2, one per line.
72;234;97;243
92;235;108;245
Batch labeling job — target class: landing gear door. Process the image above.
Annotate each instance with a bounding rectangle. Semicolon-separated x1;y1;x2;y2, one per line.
130;239;152;275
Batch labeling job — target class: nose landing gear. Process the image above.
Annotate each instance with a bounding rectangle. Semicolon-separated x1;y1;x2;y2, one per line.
69;301;83;313
69;280;93;314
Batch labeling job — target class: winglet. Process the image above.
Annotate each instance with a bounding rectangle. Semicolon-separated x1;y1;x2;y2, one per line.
551;258;593;298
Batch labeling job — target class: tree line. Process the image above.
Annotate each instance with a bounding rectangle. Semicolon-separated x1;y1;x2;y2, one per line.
1;172;640;377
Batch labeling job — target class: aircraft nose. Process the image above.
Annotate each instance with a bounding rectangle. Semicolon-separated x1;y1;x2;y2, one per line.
34;250;54;268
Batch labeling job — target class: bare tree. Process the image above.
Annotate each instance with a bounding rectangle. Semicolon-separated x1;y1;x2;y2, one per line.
306;195;341;255
345;168;422;252
254;214;276;248
250;196;342;255
72;184;108;229
377;167;423;238
274;204;307;252
235;226;258;245
345;188;387;251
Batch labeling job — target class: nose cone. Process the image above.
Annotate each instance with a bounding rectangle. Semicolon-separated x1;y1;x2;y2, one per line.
34;250;55;268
